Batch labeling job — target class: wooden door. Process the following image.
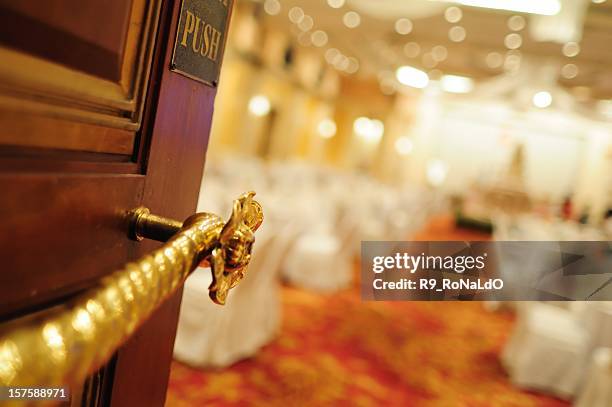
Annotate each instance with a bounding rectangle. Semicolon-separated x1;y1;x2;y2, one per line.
0;0;232;405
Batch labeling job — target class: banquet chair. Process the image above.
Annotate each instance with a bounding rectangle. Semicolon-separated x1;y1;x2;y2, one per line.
283;221;354;293
575;302;612;352
501;302;589;398
337;210;362;258
173;223;285;368
575;347;612;407
279;176;358;292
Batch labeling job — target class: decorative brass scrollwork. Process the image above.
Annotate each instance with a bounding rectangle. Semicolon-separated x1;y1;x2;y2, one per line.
0;192;263;395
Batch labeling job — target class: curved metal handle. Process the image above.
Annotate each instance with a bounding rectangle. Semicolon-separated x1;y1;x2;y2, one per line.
0;192;263;390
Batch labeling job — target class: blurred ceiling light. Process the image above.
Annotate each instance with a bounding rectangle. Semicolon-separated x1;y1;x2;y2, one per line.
427;159;448;187
370;120;385;142
343;11;361;28
448;26;466;42
327;0;346;8
440;74;474;93
532;91;552;108
332;52;345;67
311;30;328;47
325;48;340;64
444;6;463;23
404;42;421;58
248;95;271;116
318;119;337;138
507;15;526;31
263;0;281;15
298;31;312;46
562;42;580;57
431;45;448;62
395;18;413;35
346;57;360;74
354;117;384;143
507;49;522;58
485;52;504;68
422;53;437;68
353;117;367;134
441;0;561;15
561;63;579;79
288;7;304;24
592;0;606;4
396;65;430;88
504;33;522;49
504;53;521;72
394;136;414;155
335;55;350;71
298;15;314;31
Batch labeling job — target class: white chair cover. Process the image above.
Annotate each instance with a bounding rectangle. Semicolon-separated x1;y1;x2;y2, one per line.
575;347;612;407
502;303;589;399
283;225;353;293
575;302;612;351
173;223;285;368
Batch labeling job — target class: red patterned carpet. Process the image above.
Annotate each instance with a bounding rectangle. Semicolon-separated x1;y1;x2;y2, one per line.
166;217;571;407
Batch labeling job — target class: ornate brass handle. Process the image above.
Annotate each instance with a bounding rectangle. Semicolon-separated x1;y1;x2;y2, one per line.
0;192;263;392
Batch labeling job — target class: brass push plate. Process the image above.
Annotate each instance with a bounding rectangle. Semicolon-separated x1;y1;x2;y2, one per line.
171;0;233;86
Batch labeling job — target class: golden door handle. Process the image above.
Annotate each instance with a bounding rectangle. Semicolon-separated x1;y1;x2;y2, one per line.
0;192;263;392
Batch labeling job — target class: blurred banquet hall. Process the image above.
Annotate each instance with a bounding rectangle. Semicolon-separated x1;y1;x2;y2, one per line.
166;0;612;406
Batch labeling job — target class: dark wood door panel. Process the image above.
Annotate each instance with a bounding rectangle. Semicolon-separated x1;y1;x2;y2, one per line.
0;147;139;174
0;174;145;319
0;0;132;81
110;290;184;407
0;0;232;403
109;0;221;403
0;111;136;156
0;0;162;138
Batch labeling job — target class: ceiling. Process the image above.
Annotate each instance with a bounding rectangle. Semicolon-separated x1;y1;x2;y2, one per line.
254;0;612;101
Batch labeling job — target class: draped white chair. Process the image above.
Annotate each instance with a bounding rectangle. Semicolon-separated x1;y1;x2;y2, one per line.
501;302;589;399
282;222;354;293
173;222;288;368
575;347;612;407
576;302;612;352
279;180;357;293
